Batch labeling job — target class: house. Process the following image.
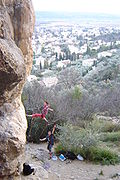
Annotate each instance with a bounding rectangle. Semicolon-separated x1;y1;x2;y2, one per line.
57;60;71;68
35;57;45;68
98;51;112;59
82;58;97;67
43;77;58;87
80;44;87;54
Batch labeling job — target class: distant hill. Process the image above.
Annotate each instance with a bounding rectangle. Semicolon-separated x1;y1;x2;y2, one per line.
35;11;120;23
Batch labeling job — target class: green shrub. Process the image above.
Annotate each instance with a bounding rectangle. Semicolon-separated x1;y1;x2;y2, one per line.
56;123;100;151
71;86;82;100
26;117;48;143
55;123;120;165
55;143;67;154
102;131;120;142
86;146;119;165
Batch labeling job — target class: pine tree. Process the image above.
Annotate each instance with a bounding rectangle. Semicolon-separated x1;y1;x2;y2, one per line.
40;61;42;70
59;53;63;61
55;52;58;61
44;60;48;69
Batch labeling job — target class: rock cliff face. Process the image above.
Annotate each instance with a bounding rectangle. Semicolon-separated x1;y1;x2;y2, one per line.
0;0;34;178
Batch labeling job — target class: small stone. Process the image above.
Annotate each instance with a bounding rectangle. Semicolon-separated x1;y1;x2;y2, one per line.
70;176;75;179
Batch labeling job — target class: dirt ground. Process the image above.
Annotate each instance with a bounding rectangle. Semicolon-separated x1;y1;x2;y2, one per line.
20;143;120;180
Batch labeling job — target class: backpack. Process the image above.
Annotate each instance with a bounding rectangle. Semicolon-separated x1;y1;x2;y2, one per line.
65;151;77;160
23;163;34;176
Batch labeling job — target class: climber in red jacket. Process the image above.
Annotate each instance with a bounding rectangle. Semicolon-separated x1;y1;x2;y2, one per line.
26;101;53;123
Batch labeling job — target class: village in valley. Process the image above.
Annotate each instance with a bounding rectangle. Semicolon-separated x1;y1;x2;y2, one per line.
30;13;120;87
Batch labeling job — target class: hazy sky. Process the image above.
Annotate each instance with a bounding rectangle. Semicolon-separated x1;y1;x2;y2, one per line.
32;0;120;15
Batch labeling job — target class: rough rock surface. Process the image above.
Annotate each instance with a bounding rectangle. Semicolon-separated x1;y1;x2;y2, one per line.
19;144;60;180
0;0;34;178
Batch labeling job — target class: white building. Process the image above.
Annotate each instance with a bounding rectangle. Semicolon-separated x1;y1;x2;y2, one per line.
116;41;120;45
80;44;87;54
35;57;45;68
68;45;79;54
43;77;58;87
82;58;97;67
57;60;71;68
98;51;112;59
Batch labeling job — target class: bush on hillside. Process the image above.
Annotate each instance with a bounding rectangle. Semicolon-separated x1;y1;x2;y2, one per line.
26;117;48;143
83;146;119;165
55;123;120;165
56;123;100;151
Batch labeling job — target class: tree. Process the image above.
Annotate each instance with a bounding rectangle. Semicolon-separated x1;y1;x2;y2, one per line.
40;61;42;70
93;60;97;67
86;45;91;55
59;53;63;61
49;62;52;69
63;53;66;60
41;46;45;53
72;52;76;61
55;52;58;61
72;86;82;100
57;67;82;90
77;53;80;60
44;60;48;69
33;51;35;60
66;51;69;60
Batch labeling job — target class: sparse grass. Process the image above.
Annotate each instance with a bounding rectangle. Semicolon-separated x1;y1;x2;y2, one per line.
102;131;120;142
85;146;119;165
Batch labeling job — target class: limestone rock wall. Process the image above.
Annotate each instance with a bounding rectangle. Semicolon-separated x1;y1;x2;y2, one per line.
0;0;34;178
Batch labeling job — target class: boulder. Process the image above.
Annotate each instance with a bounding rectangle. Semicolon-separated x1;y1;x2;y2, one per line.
0;0;35;178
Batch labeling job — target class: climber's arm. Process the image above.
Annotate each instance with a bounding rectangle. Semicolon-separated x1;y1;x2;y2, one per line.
39;137;46;141
48;108;53;112
52;124;56;134
43;117;48;123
